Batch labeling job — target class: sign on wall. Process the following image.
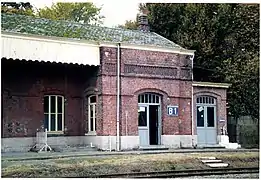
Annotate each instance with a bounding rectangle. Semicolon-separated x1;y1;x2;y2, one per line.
167;106;179;116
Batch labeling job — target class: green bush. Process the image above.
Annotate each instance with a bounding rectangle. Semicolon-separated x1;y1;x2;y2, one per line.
239;124;259;148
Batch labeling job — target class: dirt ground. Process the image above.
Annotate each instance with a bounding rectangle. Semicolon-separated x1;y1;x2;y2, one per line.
1;152;259;178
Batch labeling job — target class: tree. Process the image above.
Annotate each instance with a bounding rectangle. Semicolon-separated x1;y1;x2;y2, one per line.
118;20;138;30
37;2;104;25
1;2;34;16
145;3;259;121
221;4;259;120
121;3;259;121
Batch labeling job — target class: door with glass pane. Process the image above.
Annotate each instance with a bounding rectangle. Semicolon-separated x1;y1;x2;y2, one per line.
205;106;216;144
138;105;149;146
196;105;206;145
196;96;217;145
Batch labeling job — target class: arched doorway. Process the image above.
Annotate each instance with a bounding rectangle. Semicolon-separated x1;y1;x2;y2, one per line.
138;93;161;147
196;96;217;145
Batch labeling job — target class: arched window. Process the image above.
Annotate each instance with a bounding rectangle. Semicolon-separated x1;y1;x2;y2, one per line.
88;95;97;132
44;95;64;132
138;93;160;104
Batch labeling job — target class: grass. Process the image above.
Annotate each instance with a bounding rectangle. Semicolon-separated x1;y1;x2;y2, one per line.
2;152;259;178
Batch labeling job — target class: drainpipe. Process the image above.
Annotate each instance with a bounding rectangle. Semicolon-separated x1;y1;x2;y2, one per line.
190;54;195;148
116;43;121;151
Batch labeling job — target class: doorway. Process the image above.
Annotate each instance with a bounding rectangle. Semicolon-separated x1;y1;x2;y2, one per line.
138;93;161;147
196;96;217;145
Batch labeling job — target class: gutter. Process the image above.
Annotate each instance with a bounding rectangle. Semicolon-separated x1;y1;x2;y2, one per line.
116;43;121;151
190;54;195;148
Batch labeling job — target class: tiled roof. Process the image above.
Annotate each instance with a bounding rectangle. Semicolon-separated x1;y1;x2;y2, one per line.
1;13;185;50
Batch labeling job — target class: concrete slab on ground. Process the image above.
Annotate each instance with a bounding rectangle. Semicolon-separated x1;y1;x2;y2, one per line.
198;157;216;160
206;163;229;168
201;159;222;163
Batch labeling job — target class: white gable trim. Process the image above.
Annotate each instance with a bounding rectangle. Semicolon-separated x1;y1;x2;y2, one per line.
193;82;231;89
1;32;100;66
100;42;195;55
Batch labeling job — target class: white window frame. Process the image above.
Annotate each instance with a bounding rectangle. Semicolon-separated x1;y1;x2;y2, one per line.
138;93;160;104
44;95;64;133
88;95;97;133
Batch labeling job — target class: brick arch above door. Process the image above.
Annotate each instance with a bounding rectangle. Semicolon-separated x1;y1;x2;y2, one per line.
134;88;169;97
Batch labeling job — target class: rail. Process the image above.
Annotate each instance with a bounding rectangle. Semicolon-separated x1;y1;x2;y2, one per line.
82;167;259;178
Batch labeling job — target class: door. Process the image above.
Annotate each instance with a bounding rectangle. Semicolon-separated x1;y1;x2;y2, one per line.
138;93;161;147
149;105;159;145
196;105;205;145
138;105;149;146
205;106;216;144
196;105;217;145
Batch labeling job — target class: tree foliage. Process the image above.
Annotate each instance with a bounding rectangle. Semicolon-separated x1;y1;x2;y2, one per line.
1;2;34;16
121;3;259;121
149;3;259;120
118;20;138;30
1;2;104;25
37;2;104;25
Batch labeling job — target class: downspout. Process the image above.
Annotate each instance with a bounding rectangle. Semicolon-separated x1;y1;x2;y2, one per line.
190;54;195;148
116;43;121;151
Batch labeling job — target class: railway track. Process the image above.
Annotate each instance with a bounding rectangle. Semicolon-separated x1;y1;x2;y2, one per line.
83;167;259;178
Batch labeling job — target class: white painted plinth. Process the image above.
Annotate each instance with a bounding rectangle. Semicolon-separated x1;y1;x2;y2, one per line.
218;135;241;149
2;135;197;152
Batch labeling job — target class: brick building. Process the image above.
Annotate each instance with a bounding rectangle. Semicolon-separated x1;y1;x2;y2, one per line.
1;13;237;152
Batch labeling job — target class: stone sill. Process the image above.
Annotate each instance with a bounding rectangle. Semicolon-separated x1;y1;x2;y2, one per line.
47;131;64;137
85;132;97;136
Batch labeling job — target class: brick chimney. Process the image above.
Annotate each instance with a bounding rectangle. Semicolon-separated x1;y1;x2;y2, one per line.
138;10;149;32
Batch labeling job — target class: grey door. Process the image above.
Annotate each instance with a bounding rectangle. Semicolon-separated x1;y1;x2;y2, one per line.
138;105;149;146
196;96;217;145
138;93;161;147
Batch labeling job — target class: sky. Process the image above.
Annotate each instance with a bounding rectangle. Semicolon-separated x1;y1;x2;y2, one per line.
32;0;140;27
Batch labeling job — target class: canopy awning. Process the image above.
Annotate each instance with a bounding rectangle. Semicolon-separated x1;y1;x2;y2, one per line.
1;33;100;66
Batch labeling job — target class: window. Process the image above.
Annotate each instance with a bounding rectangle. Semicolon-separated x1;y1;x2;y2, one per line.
88;95;96;132
196;96;216;105
44;95;64;132
138;93;160;104
138;106;147;126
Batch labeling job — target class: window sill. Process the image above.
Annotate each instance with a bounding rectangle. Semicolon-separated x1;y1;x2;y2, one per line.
85;131;97;136
47;131;64;134
47;131;64;137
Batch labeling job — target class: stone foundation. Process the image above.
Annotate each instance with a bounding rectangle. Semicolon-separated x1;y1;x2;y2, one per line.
2;135;198;152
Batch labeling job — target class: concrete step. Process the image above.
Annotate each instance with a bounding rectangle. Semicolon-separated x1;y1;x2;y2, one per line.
198;157;216;160
206;163;229;168
201;159;223;163
139;145;169;151
197;144;226;149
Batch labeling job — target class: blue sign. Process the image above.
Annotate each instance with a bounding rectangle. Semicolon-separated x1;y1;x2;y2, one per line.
167;106;179;116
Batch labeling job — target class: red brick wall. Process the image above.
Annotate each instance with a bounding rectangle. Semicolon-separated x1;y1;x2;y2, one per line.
2;48;229;140
100;47;193;136
1;59;98;137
